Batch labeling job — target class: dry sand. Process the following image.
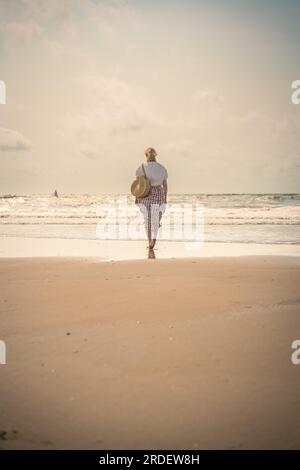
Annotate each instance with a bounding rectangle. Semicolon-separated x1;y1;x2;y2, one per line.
0;256;300;449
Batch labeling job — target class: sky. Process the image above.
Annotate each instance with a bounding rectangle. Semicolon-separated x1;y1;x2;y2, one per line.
0;0;299;194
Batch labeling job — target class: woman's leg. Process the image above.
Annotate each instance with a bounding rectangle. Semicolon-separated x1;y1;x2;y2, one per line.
159;211;162;226
147;219;152;245
137;201;152;246
148;192;166;249
150;202;161;248
145;206;152;246
149;239;156;249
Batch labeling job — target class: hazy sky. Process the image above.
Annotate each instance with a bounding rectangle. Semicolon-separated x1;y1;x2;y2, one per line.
0;0;300;193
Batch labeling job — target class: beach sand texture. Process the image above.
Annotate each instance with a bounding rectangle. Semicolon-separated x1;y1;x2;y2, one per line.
0;256;300;449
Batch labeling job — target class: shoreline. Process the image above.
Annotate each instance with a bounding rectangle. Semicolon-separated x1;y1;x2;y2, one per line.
0;237;300;260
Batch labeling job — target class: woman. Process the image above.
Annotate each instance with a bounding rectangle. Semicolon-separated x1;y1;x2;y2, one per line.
135;147;168;249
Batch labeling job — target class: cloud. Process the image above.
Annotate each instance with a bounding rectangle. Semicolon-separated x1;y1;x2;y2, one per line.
80;148;97;159
0;0;140;45
62;75;163;154
192;88;225;104
0;1;299;192
0;127;32;152
163;139;194;159
3;20;42;40
191;88;225;123
60;78;165;165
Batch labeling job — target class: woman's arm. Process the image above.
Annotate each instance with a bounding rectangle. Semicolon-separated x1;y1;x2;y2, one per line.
163;179;168;203
135;166;141;203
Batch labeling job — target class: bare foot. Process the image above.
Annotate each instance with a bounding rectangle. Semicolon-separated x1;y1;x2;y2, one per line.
148;248;156;259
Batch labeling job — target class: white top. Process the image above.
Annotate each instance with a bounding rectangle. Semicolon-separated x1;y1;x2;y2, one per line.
136;161;168;186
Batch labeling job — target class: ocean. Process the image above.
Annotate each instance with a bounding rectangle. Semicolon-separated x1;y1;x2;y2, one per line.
0;193;300;245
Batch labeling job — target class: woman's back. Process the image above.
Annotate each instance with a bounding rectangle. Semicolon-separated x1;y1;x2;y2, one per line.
136;161;168;186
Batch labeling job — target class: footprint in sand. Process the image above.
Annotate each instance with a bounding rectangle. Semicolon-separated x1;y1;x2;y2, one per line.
0;429;19;441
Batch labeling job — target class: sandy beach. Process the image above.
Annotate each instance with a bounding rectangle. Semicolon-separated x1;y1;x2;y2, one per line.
1;256;300;449
1;0;300;458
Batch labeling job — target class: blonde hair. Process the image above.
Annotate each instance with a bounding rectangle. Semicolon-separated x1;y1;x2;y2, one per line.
145;147;157;162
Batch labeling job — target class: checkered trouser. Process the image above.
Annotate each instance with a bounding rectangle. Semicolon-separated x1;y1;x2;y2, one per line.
135;185;166;239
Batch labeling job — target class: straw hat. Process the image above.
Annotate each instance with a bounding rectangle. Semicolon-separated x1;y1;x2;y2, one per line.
131;173;150;198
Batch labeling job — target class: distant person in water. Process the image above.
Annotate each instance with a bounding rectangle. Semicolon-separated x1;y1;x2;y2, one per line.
135;147;168;250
